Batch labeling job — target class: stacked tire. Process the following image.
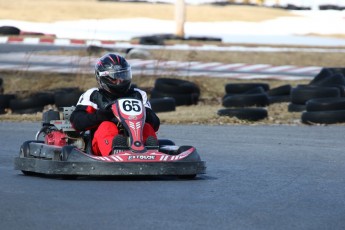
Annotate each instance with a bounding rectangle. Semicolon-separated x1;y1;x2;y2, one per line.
288;85;341;112
150;78;200;113
302;98;345;124
288;68;345;112
53;87;83;109
218;83;270;121
0;87;83;115
0;94;16;114
267;84;292;104
9;92;55;114
0;77;3;94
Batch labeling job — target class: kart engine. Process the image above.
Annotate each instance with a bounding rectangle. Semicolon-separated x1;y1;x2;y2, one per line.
37;108;85;150
43;129;85;150
45;130;67;146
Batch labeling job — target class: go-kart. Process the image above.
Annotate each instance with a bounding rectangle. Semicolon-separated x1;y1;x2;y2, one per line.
14;98;206;179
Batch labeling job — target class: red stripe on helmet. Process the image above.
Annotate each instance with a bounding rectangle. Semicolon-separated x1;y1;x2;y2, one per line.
108;55;116;64
97;60;103;66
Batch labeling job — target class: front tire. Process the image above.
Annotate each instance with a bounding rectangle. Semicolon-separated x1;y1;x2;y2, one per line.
178;174;197;179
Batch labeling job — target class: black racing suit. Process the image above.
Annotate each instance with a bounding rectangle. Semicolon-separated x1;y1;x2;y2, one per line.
70;87;160;134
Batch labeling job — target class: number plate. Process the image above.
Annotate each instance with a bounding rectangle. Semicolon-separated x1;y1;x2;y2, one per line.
118;98;143;116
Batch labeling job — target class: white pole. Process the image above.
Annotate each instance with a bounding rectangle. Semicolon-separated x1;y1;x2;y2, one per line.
175;0;186;38
312;0;319;11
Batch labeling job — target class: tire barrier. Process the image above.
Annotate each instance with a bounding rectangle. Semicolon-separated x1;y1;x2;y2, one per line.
301;97;345;124
0;88;82;114
290;86;341;105
134;33;222;45
9;92;55;114
288;103;306;112
0;77;3;94
86;45;114;55
222;83;270;108
149;97;176;113
0;94;16;114
54;89;83;109
288;68;345;114
319;4;345;10
306;98;345;112
126;48;151;59
220;83;270;121
217;108;268;121
296;68;345;124
0;26;20;35
3;66;345;125
309;68;334;85
151;88;199;106
138;35;165;46
224;83;269;94
150;78;200;106
301;110;345;125
266;84;292;104
310;73;345;96
222;93;269;107
267;84;291;95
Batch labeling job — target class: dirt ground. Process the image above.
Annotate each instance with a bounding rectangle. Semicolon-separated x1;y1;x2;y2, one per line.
0;0;294;22
0;71;310;125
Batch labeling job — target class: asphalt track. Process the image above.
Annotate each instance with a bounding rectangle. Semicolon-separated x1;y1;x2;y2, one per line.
1;122;345;230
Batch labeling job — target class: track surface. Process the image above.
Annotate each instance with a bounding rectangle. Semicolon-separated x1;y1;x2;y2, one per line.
1;122;345;230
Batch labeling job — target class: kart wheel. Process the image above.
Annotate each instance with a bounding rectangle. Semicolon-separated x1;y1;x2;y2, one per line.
158;139;175;146
61;175;78;180
19;140;41;157
60;152;68;161
178;174;197;179
21;171;37;176
60;146;74;161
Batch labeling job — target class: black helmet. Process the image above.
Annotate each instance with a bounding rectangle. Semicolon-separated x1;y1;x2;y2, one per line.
95;53;132;95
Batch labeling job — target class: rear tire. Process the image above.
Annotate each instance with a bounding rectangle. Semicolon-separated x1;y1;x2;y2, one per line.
178;174;197;179
21;171;37;176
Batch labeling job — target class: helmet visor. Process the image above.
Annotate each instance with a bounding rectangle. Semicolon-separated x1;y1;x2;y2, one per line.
98;67;132;84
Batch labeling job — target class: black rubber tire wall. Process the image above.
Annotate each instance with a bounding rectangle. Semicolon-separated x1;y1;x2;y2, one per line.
306;98;345;112
267;84;292;96
9;93;52;110
0;94;16;109
301;110;345;124
222;93;269;107
290;86;340;105
150;88;199;106
0;26;20;35
54;90;83;108
149;97;176;113
217;108;268;121
154;78;200;94
225;83;269;94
